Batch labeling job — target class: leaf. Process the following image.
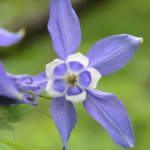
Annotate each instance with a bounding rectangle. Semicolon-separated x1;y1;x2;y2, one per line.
0;143;12;150
0;123;13;130
0;138;35;150
0;104;34;123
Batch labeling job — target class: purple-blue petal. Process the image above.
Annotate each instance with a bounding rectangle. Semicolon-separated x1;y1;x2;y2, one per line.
48;0;81;60
79;71;91;88
14;74;33;84
21;95;38;106
50;96;77;150
19;72;49;105
7;73;33;86
0;61;37;106
8;73;40;92
0;28;24;47
53;63;67;77
0;62;46;106
53;79;67;93
68;61;84;72
67;86;83;96
83;89;135;149
23;72;49;95
0;61;20;101
86;34;142;76
17;84;40;92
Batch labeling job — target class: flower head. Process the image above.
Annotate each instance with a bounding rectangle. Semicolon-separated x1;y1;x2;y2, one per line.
0;61;42;106
0;27;25;47
46;53;101;103
45;0;143;149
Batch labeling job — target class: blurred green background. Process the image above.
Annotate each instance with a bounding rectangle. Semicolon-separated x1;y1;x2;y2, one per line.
0;0;150;149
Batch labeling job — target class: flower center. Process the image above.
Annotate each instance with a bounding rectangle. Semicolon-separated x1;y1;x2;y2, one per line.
66;73;77;87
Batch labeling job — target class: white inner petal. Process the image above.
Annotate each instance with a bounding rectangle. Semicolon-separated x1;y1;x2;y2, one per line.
46;79;66;97
66;53;89;68
65;88;86;104
46;59;65;78
81;67;101;89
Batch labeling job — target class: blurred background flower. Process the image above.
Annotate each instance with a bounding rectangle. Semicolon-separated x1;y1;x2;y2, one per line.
0;0;149;150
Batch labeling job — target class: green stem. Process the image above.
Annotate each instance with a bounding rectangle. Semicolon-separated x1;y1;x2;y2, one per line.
41;89;46;94
22;91;36;98
36;94;52;100
12;123;16;147
34;108;52;118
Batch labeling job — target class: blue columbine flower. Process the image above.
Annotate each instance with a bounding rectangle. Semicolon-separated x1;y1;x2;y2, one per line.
44;0;143;149
0;26;41;106
0;27;25;46
0;61;41;106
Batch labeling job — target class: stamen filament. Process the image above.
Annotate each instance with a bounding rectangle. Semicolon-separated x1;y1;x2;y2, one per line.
66;73;77;87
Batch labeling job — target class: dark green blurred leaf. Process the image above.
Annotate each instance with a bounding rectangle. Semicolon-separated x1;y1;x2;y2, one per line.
0;104;33;123
0;123;13;130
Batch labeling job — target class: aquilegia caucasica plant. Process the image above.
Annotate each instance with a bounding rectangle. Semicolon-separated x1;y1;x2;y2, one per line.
0;0;143;149
44;0;143;149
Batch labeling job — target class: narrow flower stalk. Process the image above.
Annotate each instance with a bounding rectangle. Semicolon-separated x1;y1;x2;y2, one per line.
34;108;52;118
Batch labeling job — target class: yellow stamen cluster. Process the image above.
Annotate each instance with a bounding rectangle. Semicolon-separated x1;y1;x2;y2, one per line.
66;73;77;87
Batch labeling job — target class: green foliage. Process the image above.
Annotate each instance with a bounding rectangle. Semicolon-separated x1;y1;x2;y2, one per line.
0;143;12;150
0;138;36;150
0;105;33;123
0;123;13;130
